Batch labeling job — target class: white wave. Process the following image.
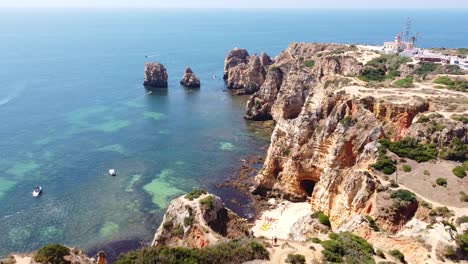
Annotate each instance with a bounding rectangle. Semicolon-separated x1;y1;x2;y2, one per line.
0;81;27;107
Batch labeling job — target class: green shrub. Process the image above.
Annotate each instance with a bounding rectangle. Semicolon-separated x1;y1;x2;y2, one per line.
285;254;306;264
433;76;455;86
458;215;468;224
429;206;454;217
340;116;355;127
185;189;208;200
416;115;430;123
436;178;447;187
200;195;214;209
163;220;173;230
451;114;468;124
364;215;380;232
442;220;457;231
402;165;411;172
389;249;405;263
311;237;321;243
433;76;468;92
312;211;331;227
360;55;411;82
321;232;375;264
440;138;468;161
460;191;468;203
464;161;468;170
455;232;468;255
393;77;414;88
34;244;71;264
372;146;396;174
414;62;438;76
184;216;194;227
170;224;184;238
452;166;467;178
360;67;386;81
376;249;386;259
304;60;315;68
379;138;437;162
391;190;417;203
116;239;269;264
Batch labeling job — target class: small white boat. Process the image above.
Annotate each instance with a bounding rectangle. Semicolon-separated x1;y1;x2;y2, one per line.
108;169;116;176
32;186;42;197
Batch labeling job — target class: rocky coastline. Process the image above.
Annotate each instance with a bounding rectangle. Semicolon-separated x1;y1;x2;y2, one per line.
3;42;468;264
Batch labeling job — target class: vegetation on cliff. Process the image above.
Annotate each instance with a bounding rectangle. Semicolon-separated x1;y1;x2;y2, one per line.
115;239;269;264
320;232;376;264
34;244;70;264
359;55;410;81
380;138;438;162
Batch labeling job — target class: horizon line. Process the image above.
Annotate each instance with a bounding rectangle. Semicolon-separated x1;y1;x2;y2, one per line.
1;6;468;9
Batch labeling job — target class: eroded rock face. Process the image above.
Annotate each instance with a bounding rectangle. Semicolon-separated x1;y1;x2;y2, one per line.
243;43;440;232
223;49;273;94
152;193;249;248
180;67;201;88
144;62;168;88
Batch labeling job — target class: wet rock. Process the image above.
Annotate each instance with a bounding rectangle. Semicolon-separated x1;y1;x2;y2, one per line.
180;67;201;88
144;62;168;88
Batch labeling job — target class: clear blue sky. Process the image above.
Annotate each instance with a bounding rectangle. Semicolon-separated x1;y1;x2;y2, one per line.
1;0;468;8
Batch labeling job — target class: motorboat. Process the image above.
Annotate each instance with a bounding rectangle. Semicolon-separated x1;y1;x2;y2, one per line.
32;186;42;197
108;169;116;176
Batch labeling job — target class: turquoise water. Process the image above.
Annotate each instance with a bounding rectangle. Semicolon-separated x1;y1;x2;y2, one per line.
0;9;467;257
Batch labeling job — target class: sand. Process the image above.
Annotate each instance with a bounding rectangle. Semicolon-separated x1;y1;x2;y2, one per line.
252;201;311;240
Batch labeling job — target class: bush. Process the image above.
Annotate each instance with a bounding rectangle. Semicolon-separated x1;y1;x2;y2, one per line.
389;249;405;263
364;215;380;232
304;60;315;68
379;138;437;162
170;224;184;238
429;206;454;218
376;249;386;259
452;166;467;178
433;76;455;86
436;178;448;187
440;138;468;161
34;244;71;264
200;195;214;209
285;254;306;264
414;62;438;76
460;191;468;203
402;165;411;172
393;77;414;88
390;190;417;203
416;115;430;123
311;237;321;243
321;232;375;264
372;147;396;174
185;189;208;200
115;239;269;264
433;76;468;92
451;114;468;124
312;211;331;227
184;216;194;227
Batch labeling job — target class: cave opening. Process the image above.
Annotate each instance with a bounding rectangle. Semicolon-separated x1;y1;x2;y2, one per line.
300;180;316;197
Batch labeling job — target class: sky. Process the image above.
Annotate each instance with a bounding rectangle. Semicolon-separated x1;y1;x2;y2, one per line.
1;0;468;8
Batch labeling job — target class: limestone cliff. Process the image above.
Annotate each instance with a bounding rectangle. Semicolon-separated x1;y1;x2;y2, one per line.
152;192;249;248
240;42;467;234
223;48;272;94
144;62;168;88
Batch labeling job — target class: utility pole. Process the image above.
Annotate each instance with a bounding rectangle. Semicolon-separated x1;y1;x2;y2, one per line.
404;17;412;42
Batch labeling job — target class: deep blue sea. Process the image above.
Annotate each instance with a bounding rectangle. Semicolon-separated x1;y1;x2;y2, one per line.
0;8;467;258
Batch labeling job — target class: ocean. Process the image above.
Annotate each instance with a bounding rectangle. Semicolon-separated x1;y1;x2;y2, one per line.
0;8;467;258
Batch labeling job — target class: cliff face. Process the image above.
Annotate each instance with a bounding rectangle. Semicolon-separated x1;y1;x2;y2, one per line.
144;62;168;88
239;43;466;232
152;193;249;248
223;48;272;94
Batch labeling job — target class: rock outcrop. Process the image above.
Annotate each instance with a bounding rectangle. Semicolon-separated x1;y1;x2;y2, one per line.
144;62;168;88
239;43;467;233
180;67;201;88
152;192;249;248
223;49;273;94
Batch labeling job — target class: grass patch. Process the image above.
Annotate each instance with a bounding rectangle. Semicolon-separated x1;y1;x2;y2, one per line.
304;60;315;68
433;76;468;92
115;239;269;264
311;211;331;227
393;77;414;88
185;189;207;201
200;195;214;209
402;165;411;172
451;114;468;124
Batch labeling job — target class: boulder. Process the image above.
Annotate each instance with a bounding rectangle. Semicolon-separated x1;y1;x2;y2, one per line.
180;67;201;88
144;62;168;88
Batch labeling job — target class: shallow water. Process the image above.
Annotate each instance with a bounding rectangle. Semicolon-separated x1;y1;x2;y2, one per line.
0;8;467;257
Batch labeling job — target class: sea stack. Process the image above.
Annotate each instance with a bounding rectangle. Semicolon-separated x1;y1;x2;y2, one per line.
144;62;168;88
180;67;201;88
